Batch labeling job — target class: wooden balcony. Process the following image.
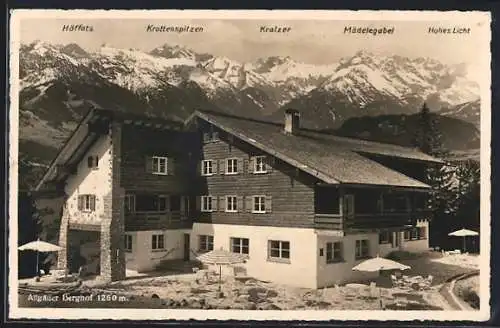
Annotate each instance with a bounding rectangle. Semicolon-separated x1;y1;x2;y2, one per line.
314;210;430;231
314;214;343;230
125;210;192;231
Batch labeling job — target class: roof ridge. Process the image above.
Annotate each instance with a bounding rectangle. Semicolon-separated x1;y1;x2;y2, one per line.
197;109;430;154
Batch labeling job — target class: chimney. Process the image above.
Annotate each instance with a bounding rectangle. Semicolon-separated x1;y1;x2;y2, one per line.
284;109;301;134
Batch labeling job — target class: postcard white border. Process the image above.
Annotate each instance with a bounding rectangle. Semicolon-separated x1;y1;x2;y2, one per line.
8;9;492;321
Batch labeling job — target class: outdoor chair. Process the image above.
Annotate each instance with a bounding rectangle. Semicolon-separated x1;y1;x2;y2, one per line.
390;275;404;288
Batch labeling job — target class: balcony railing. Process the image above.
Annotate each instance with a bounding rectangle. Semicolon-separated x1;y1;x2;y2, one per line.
314;213;343;230
125;210;190;229
314;209;430;231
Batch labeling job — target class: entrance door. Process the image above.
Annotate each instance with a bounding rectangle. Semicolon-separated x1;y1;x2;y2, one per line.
183;233;190;261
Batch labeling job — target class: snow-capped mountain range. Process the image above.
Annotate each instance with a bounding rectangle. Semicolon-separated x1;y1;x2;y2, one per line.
18;40;481;189
20;41;480;121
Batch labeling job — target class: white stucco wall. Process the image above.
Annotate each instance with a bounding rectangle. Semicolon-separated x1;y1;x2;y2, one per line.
190;223;319;289
125;229;190;272
316;232;380;288
64;135;113;225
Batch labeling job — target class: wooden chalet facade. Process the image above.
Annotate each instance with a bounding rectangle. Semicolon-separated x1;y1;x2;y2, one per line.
34;108;441;288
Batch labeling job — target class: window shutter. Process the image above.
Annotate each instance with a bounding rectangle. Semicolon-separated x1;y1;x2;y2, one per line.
197;161;202;175
145;156;153;173
195;196;201;211
214;160;219;174
265;196;272;213
237;158;244;174
237;196;243;212
245;196;253;213
213;196;219;211
219;196;226;212
168;158;175;175
87;156;93;168
219;159;225;175
77;196;83;210
248;157;255;173
265;157;274;172
90;195;96;211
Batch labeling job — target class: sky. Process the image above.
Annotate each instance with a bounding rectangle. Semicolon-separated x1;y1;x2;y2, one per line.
18;17;488;66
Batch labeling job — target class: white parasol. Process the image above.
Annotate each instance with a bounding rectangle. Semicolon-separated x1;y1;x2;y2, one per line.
448;228;479;252
352;255;411;309
196;248;247;292
18;238;62;276
352;255;411;272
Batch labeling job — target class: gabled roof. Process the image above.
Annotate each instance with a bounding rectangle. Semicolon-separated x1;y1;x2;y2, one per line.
190;110;440;189
35;108;184;191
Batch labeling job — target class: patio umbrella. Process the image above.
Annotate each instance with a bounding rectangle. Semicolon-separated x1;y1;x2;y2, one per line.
196;248;247;293
448;228;479;253
352;255;411;309
18;238;62;277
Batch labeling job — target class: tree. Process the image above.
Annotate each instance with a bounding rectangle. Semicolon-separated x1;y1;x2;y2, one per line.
413;102;447;157
18;191;42;278
413;102;456;214
454;159;480;229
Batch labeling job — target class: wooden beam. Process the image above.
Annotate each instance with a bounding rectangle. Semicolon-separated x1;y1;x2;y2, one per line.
55;164;77;176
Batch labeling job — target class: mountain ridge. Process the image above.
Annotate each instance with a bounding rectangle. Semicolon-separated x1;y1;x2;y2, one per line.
17;40;481;189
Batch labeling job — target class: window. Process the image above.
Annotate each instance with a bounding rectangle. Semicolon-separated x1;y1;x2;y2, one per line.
203;131;219;143
268;240;290;261
254;156;267;173
124;235;133;252
226;158;238;174
78;194;96;212
379;231;393;244
355;240;370;259
202;160;215;176
124;194;135;213
253;196;266;213
87;155;99;169
135;194;167;212
226;196;237;212
201;196;213;212
231;237;249;255
152;156;168;175
326;242;343;263
152;234;165;250
198;235;214;252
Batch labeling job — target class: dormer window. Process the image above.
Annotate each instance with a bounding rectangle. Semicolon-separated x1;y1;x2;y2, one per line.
87;155;99;169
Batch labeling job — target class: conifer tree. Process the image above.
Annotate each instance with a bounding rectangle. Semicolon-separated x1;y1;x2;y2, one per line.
413;102;456;215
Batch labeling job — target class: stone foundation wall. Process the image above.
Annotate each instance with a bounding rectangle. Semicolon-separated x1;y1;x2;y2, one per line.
100;122;126;281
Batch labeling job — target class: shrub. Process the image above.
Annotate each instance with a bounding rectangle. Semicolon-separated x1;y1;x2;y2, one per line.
461;288;480;309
